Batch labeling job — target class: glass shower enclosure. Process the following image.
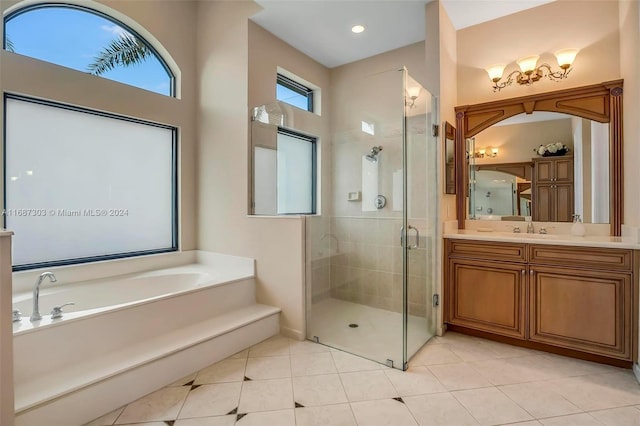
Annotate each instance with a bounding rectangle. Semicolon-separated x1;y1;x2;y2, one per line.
306;68;437;369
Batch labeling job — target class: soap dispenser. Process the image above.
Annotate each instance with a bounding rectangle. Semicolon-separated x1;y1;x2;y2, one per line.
571;214;586;236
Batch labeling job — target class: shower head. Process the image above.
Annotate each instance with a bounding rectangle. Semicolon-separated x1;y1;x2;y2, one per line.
365;146;383;162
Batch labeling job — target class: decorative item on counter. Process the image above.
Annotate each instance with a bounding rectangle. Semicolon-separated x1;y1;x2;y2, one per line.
534;142;570;157
571;214;586;236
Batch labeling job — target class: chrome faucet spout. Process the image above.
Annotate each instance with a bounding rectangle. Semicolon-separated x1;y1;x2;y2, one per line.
30;272;57;322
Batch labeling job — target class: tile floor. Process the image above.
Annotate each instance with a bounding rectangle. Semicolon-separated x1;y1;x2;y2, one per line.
86;332;640;426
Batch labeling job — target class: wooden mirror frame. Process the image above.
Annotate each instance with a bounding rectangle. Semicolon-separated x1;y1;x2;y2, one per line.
444;121;456;194
455;80;624;236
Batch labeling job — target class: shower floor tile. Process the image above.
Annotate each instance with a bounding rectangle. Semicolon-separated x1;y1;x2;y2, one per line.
86;332;638;426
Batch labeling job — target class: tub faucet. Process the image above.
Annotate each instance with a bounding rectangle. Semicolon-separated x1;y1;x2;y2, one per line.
30;272;57;322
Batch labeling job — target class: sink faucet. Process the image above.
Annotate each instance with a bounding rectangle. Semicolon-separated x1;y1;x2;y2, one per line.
30;272;57;321
526;222;535;234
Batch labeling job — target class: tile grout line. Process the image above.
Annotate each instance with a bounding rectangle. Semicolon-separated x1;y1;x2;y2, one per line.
332;350;361;425
493;381;548;422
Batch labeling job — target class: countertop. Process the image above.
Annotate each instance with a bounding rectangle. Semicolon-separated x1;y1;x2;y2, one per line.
444;229;640;250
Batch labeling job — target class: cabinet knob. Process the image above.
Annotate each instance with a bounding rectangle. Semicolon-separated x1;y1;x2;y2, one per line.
530;270;534;277
521;269;525;276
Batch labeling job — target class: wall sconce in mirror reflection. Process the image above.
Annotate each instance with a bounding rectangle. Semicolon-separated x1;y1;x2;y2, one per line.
406;85;421;108
474;147;498;158
486;48;579;92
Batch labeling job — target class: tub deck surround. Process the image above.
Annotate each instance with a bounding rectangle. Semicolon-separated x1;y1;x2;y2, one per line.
11;252;281;426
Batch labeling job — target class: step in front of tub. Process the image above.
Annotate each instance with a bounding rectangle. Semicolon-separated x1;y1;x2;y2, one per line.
14;303;281;415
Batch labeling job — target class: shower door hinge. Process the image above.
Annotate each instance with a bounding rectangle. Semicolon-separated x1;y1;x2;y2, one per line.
386;359;394;368
432;124;439;137
432;294;440;307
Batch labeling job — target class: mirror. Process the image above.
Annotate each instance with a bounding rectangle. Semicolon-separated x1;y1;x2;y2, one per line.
455;80;624;235
444;121;456;194
467;112;610;223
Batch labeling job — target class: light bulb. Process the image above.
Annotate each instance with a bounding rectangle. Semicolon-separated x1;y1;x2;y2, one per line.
407;85;421;99
486;64;506;82
555;48;579;69
351;25;365;34
517;55;539;74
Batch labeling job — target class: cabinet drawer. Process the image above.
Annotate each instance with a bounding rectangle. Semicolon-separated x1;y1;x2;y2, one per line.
529;245;633;271
447;239;526;263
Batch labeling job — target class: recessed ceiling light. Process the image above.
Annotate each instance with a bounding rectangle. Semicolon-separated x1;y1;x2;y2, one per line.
351;25;365;34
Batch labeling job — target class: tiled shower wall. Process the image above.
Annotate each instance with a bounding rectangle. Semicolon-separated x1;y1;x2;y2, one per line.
308;216;429;318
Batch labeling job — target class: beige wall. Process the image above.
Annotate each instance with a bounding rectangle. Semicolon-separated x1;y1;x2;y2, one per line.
457;0;621;105
619;0;640;228
437;1;458;224
197;1;307;339
473;118;573;164
248;21;332;216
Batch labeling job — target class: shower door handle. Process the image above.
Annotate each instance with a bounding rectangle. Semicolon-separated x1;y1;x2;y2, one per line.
407;225;419;250
400;225;420;249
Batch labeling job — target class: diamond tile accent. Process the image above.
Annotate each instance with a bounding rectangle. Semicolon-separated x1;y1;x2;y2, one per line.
86;332;640;426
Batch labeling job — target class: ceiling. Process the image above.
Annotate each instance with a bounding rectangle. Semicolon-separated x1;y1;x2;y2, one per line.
251;0;555;68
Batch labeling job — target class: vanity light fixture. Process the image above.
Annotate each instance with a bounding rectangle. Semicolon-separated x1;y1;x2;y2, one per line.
486;48;579;92
351;25;365;34
474;147;498;158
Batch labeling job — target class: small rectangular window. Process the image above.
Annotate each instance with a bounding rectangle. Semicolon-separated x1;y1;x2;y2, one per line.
252;128;317;215
276;74;314;112
276;129;316;214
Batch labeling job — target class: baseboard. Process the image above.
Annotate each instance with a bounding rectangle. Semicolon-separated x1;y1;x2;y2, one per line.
280;325;304;341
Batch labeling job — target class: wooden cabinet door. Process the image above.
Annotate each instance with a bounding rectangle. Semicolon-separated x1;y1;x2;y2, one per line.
534;159;554;183
554;184;574;222
554;157;574;183
529;266;633;360
447;259;527;339
533;184;553;222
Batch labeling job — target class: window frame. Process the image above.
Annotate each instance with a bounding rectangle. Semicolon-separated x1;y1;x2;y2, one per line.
3;93;179;272
3;3;177;97
276;127;317;215
276;73;314;113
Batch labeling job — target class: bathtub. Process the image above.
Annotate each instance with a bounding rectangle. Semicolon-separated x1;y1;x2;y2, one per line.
12;251;281;426
13;265;220;334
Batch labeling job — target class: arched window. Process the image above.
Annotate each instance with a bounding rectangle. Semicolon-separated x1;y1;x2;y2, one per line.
4;4;175;96
2;3;179;270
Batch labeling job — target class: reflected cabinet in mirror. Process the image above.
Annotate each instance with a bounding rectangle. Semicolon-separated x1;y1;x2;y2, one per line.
455;80;623;235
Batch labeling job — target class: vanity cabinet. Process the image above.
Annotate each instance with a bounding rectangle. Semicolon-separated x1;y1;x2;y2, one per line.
445;239;638;365
532;156;574;222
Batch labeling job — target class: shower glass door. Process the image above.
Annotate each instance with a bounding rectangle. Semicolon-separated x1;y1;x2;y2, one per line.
305;68;436;369
404;73;437;365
